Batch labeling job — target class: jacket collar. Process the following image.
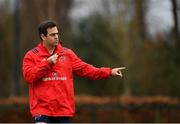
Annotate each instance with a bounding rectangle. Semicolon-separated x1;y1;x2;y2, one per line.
37;41;63;55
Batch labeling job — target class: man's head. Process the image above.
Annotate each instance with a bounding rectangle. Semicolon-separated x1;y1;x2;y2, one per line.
38;20;59;47
38;20;58;40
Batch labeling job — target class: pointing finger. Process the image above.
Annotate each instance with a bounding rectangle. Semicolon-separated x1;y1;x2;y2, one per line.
118;67;126;70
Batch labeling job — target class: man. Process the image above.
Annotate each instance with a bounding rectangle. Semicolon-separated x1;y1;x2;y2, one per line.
22;20;125;123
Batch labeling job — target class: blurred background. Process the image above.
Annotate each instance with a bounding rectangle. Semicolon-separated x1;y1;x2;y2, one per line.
0;0;180;122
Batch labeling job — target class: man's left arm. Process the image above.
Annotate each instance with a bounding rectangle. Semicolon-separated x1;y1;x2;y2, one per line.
70;50;125;80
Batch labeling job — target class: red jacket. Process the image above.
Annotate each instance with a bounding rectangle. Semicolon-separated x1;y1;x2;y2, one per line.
22;42;112;117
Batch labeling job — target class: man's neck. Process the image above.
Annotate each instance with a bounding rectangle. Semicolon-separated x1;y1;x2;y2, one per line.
43;42;56;55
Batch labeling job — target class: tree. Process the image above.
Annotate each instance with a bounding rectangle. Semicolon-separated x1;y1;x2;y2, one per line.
171;0;180;53
0;1;14;97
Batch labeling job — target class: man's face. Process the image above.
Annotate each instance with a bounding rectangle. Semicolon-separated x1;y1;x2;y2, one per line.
42;26;59;47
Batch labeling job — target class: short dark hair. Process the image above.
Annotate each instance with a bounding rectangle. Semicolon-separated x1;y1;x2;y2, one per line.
38;20;57;40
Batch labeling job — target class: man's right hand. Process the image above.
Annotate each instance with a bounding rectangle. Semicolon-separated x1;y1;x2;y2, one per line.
47;54;58;65
112;67;126;77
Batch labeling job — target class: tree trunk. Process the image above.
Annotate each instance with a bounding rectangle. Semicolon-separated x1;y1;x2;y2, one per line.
47;0;57;19
171;0;180;53
135;0;147;41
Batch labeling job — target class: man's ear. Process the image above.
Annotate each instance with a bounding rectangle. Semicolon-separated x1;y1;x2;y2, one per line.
41;34;46;40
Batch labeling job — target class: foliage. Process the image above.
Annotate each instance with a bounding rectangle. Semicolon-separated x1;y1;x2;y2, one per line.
0;96;180;122
0;0;180;98
70;1;180;97
71;14;125;96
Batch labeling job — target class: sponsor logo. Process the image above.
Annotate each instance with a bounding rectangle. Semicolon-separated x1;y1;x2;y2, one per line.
42;76;67;81
59;56;66;62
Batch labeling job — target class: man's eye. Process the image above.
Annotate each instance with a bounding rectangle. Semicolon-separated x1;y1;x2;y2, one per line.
50;33;58;36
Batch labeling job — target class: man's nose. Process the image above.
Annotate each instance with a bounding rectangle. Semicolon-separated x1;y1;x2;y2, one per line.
55;34;58;39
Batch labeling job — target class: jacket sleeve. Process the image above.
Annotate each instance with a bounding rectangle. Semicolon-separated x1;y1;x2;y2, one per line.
22;51;51;84
70;50;112;80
